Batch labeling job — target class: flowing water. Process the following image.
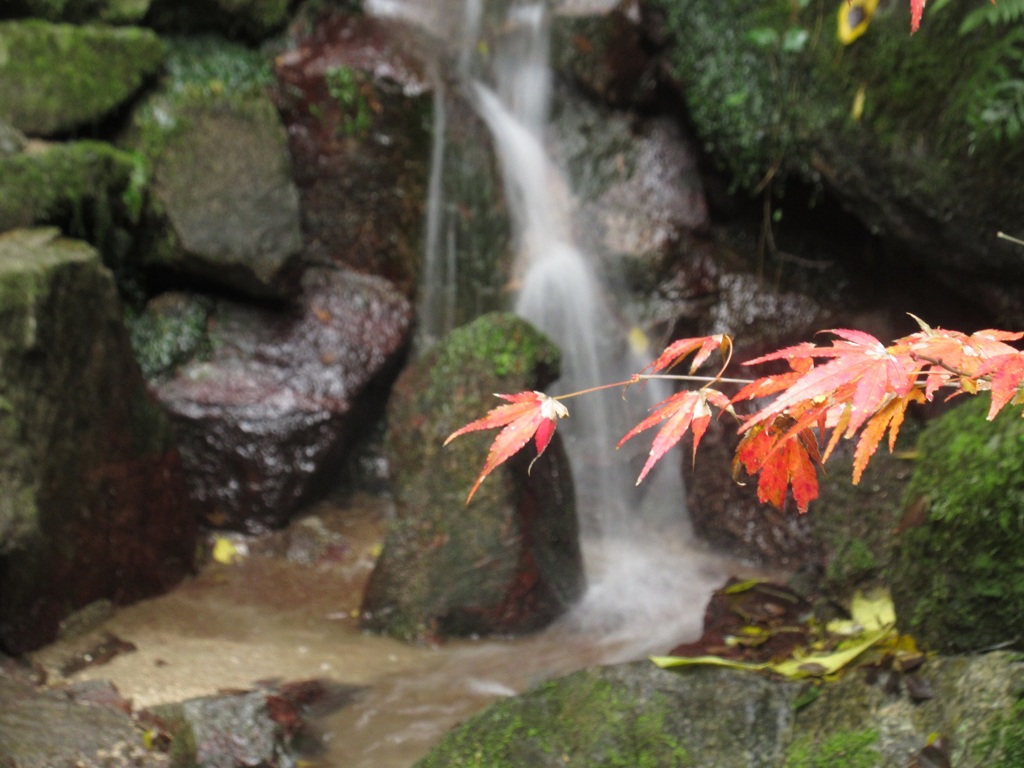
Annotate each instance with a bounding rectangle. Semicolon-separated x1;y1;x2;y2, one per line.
32;3;755;765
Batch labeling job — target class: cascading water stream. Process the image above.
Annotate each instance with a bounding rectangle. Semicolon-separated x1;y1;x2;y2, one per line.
367;0;731;652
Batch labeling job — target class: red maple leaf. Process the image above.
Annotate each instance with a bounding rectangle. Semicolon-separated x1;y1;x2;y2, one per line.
646;334;732;375
740;329;918;441
910;0;926;32
618;388;733;484
978;352;1024;419
733;420;821;513
444;391;569;503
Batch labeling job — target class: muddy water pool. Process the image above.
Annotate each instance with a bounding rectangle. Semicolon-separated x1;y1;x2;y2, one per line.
31;492;754;767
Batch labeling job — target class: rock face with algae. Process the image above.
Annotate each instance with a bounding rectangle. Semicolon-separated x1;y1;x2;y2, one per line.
362;312;585;642
0;228;193;654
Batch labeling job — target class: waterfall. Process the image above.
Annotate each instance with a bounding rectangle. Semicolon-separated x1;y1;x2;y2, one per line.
369;0;727;656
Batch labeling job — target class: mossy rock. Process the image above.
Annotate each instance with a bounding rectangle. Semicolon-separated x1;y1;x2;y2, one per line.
416;662;799;768
889;396;1024;653
650;0;1024;319
121;37;301;299
0;20;165;136
362;312;585;642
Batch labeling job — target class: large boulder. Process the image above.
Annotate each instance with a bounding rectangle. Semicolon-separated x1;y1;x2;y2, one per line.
0;229;194;654
889;396;1024;654
122;38;302;300
648;0;1024;324
361;313;585;642
0;21;164;136
147;267;412;532
273;9;432;299
417;653;1024;767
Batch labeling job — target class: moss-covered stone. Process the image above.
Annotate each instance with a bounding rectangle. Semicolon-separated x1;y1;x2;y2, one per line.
121;36;301;299
128;292;212;380
650;0;1024;320
362;312;584;642
0;228;194;653
0;21;165;136
888;396;1024;653
0;0;151;24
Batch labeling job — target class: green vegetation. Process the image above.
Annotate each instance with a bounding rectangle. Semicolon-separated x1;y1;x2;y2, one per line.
889;397;1024;653
784;728;880;768
417;673;690;767
325;65;375;138
128;297;212;380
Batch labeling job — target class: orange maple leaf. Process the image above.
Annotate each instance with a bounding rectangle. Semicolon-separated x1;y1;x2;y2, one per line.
851;389;925;484
444;391;569;504
618;388;733;485
733;420;821;513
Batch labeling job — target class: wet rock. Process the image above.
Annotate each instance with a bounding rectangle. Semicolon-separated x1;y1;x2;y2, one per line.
0;228;194;654
650;0;1024;325
416;652;1024;767
122;38;302;300
362;312;585;642
273;10;432;298
149;679;359;768
0;21;164;137
552;0;658;108
683;272;828;569
550;91;708;290
151;267;412;531
889;396;1024;654
0;673;164;768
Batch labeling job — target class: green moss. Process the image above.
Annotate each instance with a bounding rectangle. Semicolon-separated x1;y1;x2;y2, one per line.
416;672;690;767
0;20;165;136
128;297;212;380
325;65;375;138
784;728;880;768
973;696;1024;767
889;396;1024;653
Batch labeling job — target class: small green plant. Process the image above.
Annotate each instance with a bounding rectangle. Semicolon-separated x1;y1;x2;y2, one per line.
325;65;375;138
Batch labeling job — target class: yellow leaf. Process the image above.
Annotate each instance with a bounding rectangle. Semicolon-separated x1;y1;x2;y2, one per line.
211;535;244;565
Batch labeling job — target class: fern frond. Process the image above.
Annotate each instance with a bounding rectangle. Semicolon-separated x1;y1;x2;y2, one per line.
960;0;1024;34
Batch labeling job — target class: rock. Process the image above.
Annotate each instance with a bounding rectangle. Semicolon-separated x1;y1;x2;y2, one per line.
552;0;658;108
551;93;709;287
150;267;412;532
889;396;1024;654
649;0;1024;324
0;140;141;240
0;673;163;768
361;312;585;642
122;38;302;300
682;272;828;569
0;228;194;655
416;661;799;767
273;9;432;298
416;653;1024;767
0;21;165;136
145;0;290;41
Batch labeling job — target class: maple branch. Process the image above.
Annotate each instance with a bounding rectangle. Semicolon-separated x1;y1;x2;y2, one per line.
911;353;984;381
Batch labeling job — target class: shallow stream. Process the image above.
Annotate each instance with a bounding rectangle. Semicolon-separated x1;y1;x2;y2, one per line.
32;491;755;767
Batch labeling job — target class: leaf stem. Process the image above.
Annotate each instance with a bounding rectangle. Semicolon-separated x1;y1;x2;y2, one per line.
552;373;755;401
